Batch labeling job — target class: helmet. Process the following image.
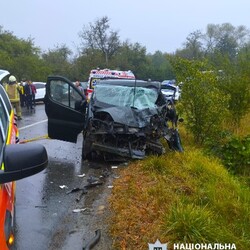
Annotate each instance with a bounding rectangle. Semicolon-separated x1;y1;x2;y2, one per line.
9;75;17;82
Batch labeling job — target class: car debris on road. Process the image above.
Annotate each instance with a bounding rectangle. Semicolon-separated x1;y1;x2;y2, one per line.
83;229;101;250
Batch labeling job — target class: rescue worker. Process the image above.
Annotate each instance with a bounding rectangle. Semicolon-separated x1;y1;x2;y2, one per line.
5;75;22;120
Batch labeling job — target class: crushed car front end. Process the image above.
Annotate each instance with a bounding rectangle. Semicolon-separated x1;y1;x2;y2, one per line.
83;79;183;161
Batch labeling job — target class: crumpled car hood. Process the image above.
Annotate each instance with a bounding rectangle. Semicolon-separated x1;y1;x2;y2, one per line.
94;106;159;128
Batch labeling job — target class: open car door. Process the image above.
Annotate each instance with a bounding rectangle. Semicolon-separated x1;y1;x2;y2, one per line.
44;76;87;143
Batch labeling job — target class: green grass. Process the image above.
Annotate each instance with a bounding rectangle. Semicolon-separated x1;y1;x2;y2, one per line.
163;203;219;243
109;113;250;250
109;149;250;250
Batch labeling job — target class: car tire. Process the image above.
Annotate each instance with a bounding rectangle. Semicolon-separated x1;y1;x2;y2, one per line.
82;132;94;161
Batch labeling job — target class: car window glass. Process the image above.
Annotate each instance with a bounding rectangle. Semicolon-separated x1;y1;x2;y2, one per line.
50;80;82;109
80;82;88;89
0;97;8;136
34;83;45;89
161;88;175;93
94;85;158;109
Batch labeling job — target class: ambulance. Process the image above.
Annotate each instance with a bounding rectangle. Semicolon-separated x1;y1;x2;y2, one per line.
86;68;135;99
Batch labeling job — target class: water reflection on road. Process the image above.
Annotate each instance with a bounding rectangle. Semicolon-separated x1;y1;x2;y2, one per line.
14;105;115;250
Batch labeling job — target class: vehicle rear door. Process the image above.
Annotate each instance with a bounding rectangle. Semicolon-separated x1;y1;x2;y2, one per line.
44;76;86;143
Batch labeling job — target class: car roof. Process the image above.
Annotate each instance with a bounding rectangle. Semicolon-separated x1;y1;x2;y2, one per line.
98;79;161;89
161;82;177;88
33;82;46;85
0;69;10;81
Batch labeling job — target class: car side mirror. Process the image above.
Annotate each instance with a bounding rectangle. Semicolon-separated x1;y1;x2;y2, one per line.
0;143;48;184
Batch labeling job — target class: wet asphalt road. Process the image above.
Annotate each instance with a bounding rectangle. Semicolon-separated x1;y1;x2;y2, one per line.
12;103;118;250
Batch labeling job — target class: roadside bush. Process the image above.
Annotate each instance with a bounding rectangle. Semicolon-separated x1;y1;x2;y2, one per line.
219;135;250;174
172;58;229;145
219;72;250;126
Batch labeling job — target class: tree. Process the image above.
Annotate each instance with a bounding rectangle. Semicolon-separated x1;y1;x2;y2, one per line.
70;50;105;81
111;41;148;78
42;44;72;78
0;26;50;80
176;30;204;59
217;49;250;125
171;58;229;144
79;16;121;66
147;51;175;81
204;23;250;60
176;23;250;62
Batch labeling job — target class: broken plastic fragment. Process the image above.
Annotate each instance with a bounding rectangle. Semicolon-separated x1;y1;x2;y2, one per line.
77;173;86;178
35;205;47;208
76;189;88;202
97;205;105;214
97;205;105;211
87;176;100;184
84;182;103;189
72;208;87;213
66;187;82;194
59;185;68;189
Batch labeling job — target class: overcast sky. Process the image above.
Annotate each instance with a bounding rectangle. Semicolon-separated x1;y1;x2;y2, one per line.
1;0;249;54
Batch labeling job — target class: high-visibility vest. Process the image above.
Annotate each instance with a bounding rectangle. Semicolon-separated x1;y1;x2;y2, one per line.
19;85;24;95
5;83;20;102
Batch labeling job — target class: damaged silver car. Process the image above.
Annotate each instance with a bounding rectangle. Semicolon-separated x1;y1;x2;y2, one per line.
44;76;183;161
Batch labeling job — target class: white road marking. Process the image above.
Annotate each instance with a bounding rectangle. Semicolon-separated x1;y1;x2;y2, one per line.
19;119;48;131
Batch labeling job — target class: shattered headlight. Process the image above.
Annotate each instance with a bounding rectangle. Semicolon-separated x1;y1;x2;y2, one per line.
114;126;139;134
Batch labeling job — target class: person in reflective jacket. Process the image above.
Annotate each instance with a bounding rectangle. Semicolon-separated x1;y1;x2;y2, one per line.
5;75;22;120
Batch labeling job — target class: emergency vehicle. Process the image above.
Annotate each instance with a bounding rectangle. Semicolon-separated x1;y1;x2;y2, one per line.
0;70;48;249
86;68;135;99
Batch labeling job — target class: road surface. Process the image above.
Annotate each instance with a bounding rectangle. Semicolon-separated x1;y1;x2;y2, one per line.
13;103;119;250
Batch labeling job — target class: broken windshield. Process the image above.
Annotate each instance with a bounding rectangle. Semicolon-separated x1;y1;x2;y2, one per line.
94;85;158;109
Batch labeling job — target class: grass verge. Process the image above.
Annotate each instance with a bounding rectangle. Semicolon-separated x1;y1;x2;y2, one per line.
108;148;250;250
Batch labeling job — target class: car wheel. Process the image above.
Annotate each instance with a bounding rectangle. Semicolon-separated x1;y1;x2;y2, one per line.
82;132;94;160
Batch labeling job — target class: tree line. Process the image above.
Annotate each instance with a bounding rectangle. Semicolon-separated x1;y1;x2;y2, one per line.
0;17;173;82
1;17;249;83
0;17;249;172
1;17;249;119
